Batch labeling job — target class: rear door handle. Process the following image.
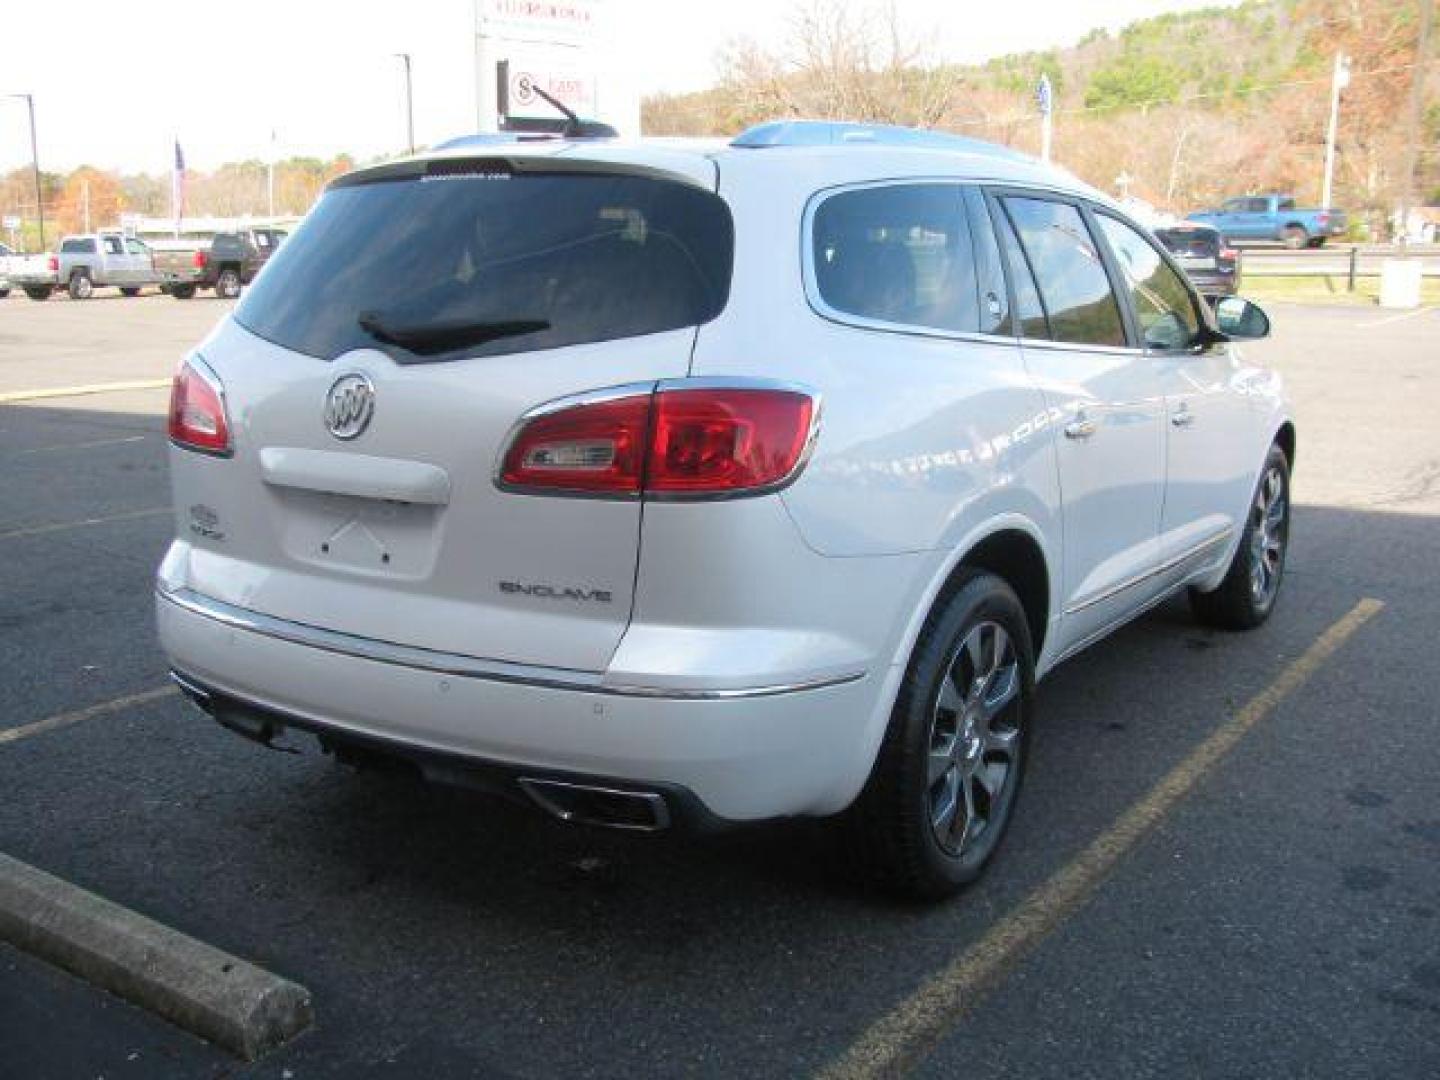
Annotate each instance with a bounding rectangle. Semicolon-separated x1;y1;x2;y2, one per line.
1171;406;1195;428
1064;416;1098;440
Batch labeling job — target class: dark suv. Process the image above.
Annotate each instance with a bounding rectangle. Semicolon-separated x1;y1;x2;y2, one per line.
1154;223;1237;296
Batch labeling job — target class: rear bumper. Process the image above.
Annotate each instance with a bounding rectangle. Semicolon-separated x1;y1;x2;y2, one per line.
156;586;888;822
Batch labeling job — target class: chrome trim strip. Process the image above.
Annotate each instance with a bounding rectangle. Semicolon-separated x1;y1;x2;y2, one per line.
1062;528;1234;617
157;586;865;700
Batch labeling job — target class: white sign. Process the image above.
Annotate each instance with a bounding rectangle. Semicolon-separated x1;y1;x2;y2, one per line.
2;215;19;231
478;0;603;45
505;58;598;120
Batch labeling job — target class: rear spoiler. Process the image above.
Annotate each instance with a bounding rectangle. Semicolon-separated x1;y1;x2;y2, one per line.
330;147;718;193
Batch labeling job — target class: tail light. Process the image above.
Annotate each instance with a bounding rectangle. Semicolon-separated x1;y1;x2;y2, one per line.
193;249;208;269
168;357;232;456
47;254;58;274
1220;247;1238;261
1318;211;1330;226
499;381;817;498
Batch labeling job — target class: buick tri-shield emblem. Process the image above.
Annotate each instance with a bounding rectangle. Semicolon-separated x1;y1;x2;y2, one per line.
324;373;375;440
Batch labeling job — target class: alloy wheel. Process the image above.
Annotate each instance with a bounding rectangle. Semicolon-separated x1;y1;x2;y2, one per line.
1249;464;1288;605
927;620;1022;862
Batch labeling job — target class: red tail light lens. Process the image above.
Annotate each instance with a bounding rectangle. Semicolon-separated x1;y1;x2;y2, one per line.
500;394;649;494
168;358;232;456
1220;247;1238;261
47;254;58;274
193;249;208;269
499;384;816;498
648;388;813;494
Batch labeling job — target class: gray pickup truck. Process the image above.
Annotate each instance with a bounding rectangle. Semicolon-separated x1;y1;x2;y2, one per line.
8;232;163;299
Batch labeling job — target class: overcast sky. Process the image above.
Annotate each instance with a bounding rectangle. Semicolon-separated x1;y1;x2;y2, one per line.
0;0;1236;176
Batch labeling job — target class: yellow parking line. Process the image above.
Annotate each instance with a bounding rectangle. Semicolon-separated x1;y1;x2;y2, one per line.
1359;305;1435;328
0;506;170;542
820;597;1386;1080
0;686;177;747
17;435;147;456
0;379;171;404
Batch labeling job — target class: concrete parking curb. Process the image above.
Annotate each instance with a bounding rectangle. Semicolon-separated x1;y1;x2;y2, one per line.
0;852;312;1061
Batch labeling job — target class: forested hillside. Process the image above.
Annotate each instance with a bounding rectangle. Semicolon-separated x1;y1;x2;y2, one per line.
644;0;1438;234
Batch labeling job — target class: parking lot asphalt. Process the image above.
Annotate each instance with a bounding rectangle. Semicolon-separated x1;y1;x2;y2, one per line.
1;294;1437;1077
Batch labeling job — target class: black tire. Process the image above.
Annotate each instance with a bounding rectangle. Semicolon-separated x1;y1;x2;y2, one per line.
119;286;141;297
1308;237;1327;249
24;285;53;301
0;288;10;299
1190;442;1291;631
844;570;1034;900
213;266;241;300
170;284;197;300
68;271;94;300
1281;225;1308;250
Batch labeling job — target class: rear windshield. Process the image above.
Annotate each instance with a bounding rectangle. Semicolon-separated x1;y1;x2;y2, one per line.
1154;228;1220;256
61;238;97;254
235;169;734;362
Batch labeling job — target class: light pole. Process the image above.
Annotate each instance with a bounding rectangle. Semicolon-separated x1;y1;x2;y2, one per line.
394;53;415;154
1321;52;1350;211
6;93;44;251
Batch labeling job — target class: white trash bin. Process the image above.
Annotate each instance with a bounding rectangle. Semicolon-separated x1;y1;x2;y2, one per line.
1378;258;1423;309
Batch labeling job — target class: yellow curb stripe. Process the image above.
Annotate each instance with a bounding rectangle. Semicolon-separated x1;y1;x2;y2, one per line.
821;597;1386;1079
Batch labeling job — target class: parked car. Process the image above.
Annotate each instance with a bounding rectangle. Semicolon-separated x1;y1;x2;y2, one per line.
8;231;161;299
0;241;14;297
1154;222;1238;296
1187;193;1347;248
153;228;288;300
157;120;1292;899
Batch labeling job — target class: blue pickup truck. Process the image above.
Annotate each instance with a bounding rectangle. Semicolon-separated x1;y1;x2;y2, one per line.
1187;194;1348;248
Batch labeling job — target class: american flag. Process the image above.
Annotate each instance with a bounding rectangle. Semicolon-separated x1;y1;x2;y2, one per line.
172;140;186;234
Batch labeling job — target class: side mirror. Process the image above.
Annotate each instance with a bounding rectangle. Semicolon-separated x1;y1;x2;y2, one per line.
1214;296;1270;340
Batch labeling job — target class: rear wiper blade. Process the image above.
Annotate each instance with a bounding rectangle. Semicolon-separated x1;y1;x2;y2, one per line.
358;312;550;356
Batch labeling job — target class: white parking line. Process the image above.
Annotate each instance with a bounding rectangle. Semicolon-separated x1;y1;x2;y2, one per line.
16;435;146;456
0;506;170;542
1359;305;1435;328
0;686;177;747
0;379;171;404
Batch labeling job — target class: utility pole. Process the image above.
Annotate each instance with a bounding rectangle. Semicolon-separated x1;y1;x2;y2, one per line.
1321;52;1350;211
6;93;44;251
267;130;277;219
1396;0;1434;250
394;53;415;154
82;179;90;232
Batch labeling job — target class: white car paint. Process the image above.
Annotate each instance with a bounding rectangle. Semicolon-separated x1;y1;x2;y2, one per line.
156;126;1291;825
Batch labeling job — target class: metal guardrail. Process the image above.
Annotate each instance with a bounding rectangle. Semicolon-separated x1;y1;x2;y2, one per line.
1236;245;1440;287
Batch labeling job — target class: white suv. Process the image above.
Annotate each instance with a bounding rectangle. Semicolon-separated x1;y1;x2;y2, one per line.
158;121;1291;898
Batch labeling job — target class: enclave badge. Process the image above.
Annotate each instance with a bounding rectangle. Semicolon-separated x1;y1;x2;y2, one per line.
324;373;375;440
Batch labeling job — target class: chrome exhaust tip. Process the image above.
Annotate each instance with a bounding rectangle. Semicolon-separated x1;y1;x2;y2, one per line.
518;778;672;832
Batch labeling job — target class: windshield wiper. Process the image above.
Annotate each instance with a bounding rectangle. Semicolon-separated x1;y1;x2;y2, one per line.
358;312;550;356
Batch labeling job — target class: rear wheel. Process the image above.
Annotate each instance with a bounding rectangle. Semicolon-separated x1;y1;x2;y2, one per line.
119;286;141;297
24;285;53;301
844;570;1033;900
0;288;9;299
170;284;197;300
214;266;241;299
68;271;94;300
1190;443;1290;630
1281;225;1308;250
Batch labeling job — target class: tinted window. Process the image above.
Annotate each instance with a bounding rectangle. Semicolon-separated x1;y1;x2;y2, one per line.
236;170;734;362
1222;198;1247;214
812;184;979;333
1277;197;1295;211
61;238;97;254
1096;214;1200;351
125;239;147;255
1154;228;1220;257
989;198;1047;338
1001;197;1126;348
102;236;123;255
1246;198;1270;213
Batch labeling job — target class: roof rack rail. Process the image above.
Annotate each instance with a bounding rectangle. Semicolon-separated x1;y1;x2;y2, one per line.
730;120;1029;161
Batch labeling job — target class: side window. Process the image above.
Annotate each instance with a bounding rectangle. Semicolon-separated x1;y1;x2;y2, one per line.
1246;197;1270;213
1094;213;1200;352
988;197;1048;339
812;183;979;333
1222;198;1247;214
961;186;1010;335
1277;197;1296;212
1001;197;1127;348
103;236;123;255
125;239;147;255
